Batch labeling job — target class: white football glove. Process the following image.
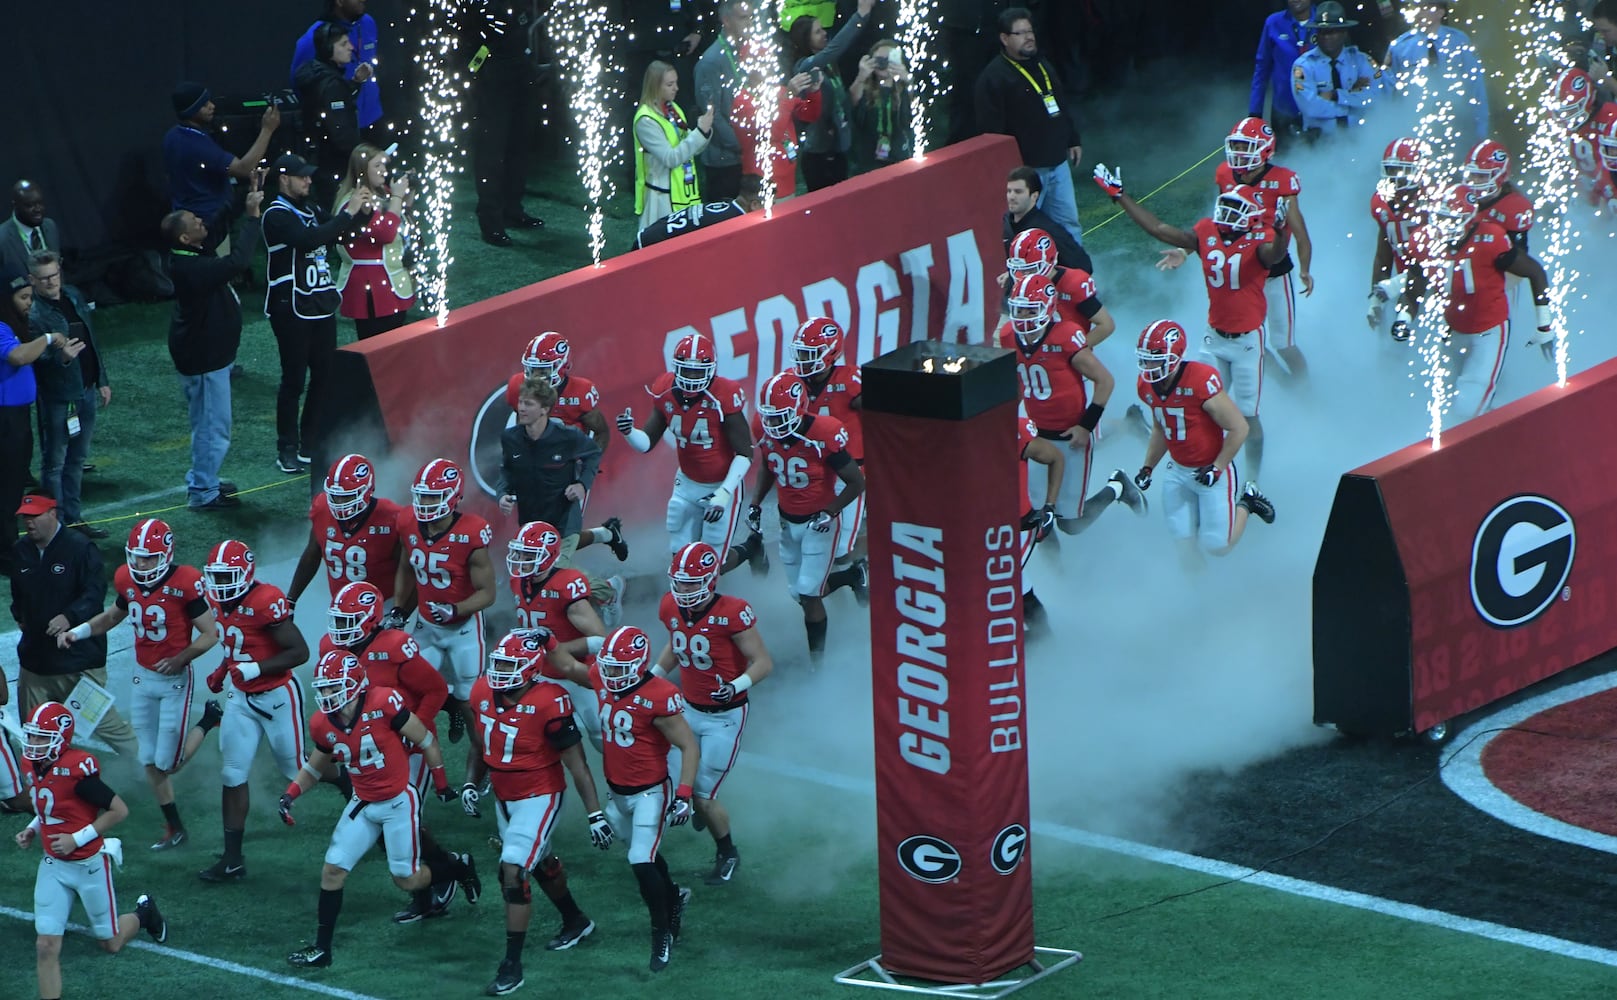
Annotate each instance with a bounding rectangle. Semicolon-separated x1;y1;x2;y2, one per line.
666;795;694;827
702;487;732;524
588;810;613;849
615;407;635;434
1366;285;1389;328
809;510;834;533
1092;163;1124;200
460;783;481;818
427;601;456;624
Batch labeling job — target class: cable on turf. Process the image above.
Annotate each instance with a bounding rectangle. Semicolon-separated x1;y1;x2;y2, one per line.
67;474;312;531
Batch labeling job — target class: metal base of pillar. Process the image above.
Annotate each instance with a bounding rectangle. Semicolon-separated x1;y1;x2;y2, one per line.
834;946;1082;998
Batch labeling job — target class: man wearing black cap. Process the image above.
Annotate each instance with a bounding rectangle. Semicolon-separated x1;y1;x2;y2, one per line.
262;154;370;475
9;493;138;756
1292;2;1380;136
162;83;280;248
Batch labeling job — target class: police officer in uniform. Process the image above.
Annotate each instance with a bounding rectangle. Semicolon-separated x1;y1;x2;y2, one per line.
262;154;368;475
1382;0;1489;146
1292;3;1381;137
470;1;548;247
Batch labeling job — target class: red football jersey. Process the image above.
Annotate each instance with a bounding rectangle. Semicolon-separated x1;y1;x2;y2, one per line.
1050;266;1101;331
113;564;209;670
1572;105;1617;204
27;749;108;861
1409;220;1514;334
308;494;403;601
804;364;863;462
1479;189;1533;237
656;591;757;707
1370;190;1425;274
398;510;493;618
506;372;601;432
469;676;576;799
998;319;1090;432
318;629;447;734
756;414;851;517
311;685;414;801
1216;161;1300;251
590;667;684;788
211;582;297;694
1137;361;1228;468
512;569;592;643
1017;410;1038;516
1192;218;1272;333
648;372;748;483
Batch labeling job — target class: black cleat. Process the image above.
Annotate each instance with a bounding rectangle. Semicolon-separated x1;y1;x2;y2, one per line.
545;916;595;951
448;710;466;744
287;944;332;968
650;928;674;972
199;699;223;730
603;517;629;562
669;885;692;941
150;828;187;852
745;530;769;577
277;449;303;475
456;852;482;904
197;857;246;883
1239;483;1276;525
1109;469;1149;517
704;849;739;886
849;558;870;608
136;893;168;943
486;958;525;995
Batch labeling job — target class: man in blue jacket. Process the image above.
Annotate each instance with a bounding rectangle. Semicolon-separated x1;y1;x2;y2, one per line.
1250;0;1315;141
290;0;383;133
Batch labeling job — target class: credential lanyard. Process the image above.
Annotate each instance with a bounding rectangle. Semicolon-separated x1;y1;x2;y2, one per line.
1004;56;1059;117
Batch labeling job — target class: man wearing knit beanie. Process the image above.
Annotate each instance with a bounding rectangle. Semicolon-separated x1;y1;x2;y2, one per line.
161;81;281;250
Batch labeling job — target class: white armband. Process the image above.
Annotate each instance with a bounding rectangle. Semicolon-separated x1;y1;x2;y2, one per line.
299;762;324;782
417;731;436;749
720;454;752;495
625;428;652;453
651;664;668;678
27;815;41;833
68;622;93;641
235;660;261;682
1535;303;1553;330
71;824;100;848
731;674;754;694
586;635;605;655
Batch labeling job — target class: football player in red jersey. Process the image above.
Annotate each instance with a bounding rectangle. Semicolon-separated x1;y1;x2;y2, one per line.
1131;321;1275;567
1098;163;1283;485
1003;229;1118;343
505;520;608;747
58;519;223;851
17;703;169;1000
791;317;868;599
0;672;24;814
752;371;866;660
1401;184;1555;420
467;631;612;996
503;334;630;563
553;625;701;973
1216;117;1314;377
199;538;323;883
287;453;405;609
998;274;1146;536
282;651;480;969
1368;137;1430;340
392;458;499;745
653;541;773;884
1546;67;1617;210
615;332;767;572
1017;404;1065;632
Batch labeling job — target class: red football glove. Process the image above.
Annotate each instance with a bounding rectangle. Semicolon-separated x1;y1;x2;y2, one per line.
206;665;228;693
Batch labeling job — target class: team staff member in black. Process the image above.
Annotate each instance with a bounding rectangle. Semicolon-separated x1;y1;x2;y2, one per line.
469;2;547;247
294;21;374;210
10;494;137;755
263;154;369;475
497;378;602;544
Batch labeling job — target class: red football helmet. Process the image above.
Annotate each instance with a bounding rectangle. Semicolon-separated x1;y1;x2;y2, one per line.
1213;184;1264;232
411;458;463;522
1006;228;1058;279
1547;68;1595;130
1462;140;1511;198
1380;137;1427;192
1598;113;1617;171
598;625;652;693
325;453;376;521
670;541;721;609
672;332;717;393
507;520;563;579
1431;183;1481;243
313;649;368;713
204;539;256;603
1008;273;1058;340
23;702;75;762
1224;117;1275;172
1137;320;1190;384
328;581;385;647
488;630;548;690
521;331;572;386
791;317;844;378
759;371;809;440
125;517;175;587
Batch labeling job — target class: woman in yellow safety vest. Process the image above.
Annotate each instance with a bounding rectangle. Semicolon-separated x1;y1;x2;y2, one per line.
633;61;715;230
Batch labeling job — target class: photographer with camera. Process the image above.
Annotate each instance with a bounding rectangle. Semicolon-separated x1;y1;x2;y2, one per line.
849;39;912;173
789;0;877;191
163;83;280;253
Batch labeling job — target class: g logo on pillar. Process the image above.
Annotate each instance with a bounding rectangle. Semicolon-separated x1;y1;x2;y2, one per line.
896;835;962;884
1470;495;1574;628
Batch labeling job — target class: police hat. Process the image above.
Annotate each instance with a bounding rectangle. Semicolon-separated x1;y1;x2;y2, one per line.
1308;1;1360;29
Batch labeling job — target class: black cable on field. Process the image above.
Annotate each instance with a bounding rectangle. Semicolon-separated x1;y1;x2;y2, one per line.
1083;723;1617;923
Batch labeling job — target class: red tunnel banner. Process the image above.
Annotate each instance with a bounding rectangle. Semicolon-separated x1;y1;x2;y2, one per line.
324;136;1020;527
1314;357;1617;737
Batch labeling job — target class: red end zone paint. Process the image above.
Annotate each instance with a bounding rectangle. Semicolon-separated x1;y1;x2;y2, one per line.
1481;686;1617;837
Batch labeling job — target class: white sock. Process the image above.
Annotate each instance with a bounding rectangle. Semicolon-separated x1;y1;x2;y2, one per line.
589;527;612;543
1107;480;1123;501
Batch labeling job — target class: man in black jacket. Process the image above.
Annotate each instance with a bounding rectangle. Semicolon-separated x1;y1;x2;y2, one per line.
975;7;1084;246
262;154;368;474
1002;165;1090;274
294;21;372;210
162;172;264;511
10;494;137;755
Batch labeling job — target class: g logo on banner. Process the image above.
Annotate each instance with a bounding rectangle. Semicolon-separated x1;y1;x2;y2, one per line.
1470;495;1575;628
896;835;962;884
468;385;517;500
990;823;1028;875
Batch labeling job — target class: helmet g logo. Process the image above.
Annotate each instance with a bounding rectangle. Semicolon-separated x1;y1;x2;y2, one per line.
357;590;377;607
991;823;1029;875
896;835;962;884
1470;495;1575;628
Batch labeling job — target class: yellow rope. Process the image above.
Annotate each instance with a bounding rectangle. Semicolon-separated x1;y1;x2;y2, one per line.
1084;146;1225;236
70;474;311;530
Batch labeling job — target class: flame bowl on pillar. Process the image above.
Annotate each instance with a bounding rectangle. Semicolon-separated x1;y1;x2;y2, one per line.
862;341;1017;421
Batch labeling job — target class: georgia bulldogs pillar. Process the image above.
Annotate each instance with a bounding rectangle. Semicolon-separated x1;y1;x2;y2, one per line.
861;342;1034;983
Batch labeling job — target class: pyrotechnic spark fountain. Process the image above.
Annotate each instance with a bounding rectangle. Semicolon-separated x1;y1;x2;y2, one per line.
895;0;938;159
553;0;621;266
740;3;783;216
410;1;476;325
